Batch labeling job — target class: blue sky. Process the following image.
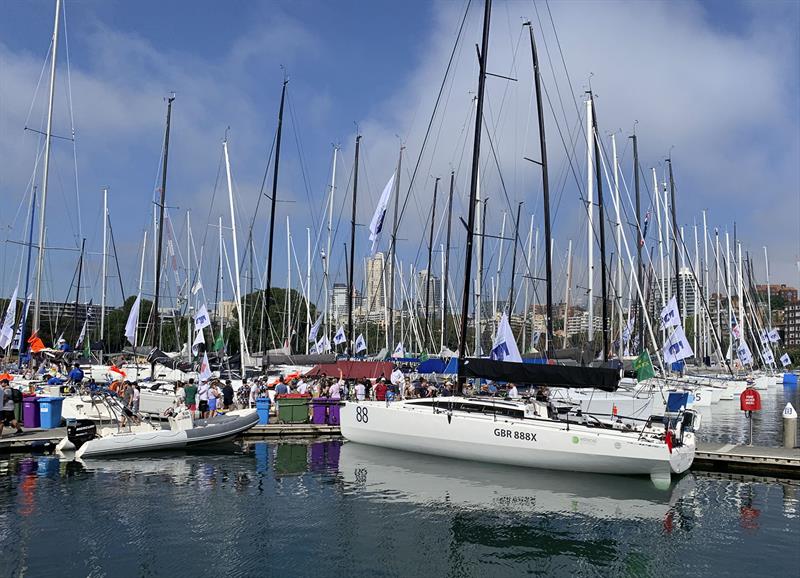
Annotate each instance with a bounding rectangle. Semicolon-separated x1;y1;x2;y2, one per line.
0;0;798;316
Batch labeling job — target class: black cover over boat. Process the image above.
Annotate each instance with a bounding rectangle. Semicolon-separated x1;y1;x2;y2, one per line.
145;348;194;372
458;358;621;391
261;353;337;368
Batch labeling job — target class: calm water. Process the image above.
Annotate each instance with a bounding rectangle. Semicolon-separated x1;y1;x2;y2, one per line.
0;384;798;577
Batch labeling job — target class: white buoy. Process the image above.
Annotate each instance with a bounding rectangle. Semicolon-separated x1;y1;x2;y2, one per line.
783;403;797;449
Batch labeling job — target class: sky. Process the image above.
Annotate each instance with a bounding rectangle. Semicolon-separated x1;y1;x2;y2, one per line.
0;0;798;318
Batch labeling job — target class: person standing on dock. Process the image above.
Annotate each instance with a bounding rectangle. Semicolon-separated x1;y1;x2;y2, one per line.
0;379;23;437
198;380;210;418
222;380;234;410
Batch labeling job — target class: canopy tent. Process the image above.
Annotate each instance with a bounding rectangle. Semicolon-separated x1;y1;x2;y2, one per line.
458;358;621;391
417;358;447;374
305;360;393;380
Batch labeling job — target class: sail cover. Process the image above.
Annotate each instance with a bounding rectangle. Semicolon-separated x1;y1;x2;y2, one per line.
458;358;621;391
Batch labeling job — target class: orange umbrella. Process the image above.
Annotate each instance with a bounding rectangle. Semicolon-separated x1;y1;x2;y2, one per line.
0;372;13;381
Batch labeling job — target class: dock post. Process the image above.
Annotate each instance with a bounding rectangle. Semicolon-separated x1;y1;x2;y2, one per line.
784;403;797;449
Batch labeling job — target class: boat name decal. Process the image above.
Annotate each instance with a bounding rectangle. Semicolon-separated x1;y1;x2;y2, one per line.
494;428;537;442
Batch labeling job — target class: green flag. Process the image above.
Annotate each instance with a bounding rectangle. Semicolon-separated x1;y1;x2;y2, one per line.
84;335;90;358
633;350;655;382
214;334;224;352
420;351;429;361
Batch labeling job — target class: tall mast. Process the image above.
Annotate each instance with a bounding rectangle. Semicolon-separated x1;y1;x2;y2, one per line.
424;178;439;350
306;227;311;354
632;135;643;353
764;246;772;329
458;0;492;378
508;202;522;316
589;91;609;360
525;22;554;355
585;98;595;346
563;239;573;349
612;134;623;360
325;145;338;342
223;139;248;363
265;79;288;322
703;210;710;359
217;216;224;349
667;158;681;315
521;216;533;351
348;135;361;358
186;210;192;358
73;238;86;341
18;187;37;365
33;0;62;334
442;171;454;351
286;217;292;349
389;146;403;349
152;95;175;349
100;188;108;351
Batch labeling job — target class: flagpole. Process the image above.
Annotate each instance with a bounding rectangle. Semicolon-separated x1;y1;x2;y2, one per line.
18;186;37;368
306;227;311;355
100;187;108;362
347;135;361;359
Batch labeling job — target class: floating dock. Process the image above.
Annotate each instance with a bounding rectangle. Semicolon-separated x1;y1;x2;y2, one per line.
693;442;800;479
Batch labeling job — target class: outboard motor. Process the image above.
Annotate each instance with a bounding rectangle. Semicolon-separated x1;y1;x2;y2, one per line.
66;419;97;450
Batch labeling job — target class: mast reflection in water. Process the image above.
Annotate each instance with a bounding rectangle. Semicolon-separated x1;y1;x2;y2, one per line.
0;440;797;576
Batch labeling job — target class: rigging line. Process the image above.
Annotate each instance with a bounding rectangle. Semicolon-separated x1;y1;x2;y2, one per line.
61;0;82;242
198;144;225;258
388;0;472;290
241;127;277;267
286;87;320;235
22;38;53;131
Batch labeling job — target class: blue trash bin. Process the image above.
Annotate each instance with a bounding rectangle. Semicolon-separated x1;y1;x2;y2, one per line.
255;397;271;425
784;373;797;385
37;397;65;429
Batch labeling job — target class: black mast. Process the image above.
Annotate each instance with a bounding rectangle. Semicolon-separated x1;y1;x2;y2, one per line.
589;91;609;360
458;0;492;392
424;178;439;350
632;133;643;352
265;79;288;323
153;95;175;351
525;22;554;356
72;238;86;342
348;135;361;358
667;158;681;315
508;201;522;316
442;171;454;350
389;147;402;350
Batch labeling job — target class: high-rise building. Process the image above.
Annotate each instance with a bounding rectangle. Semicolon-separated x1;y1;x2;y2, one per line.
669;267;698;317
365;252;386;312
328;283;362;322
416;269;441;314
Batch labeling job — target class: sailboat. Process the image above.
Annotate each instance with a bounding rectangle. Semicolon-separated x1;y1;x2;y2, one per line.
340;0;698;487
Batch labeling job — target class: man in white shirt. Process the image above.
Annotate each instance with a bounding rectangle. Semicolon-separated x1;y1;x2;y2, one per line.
329;380;342;400
355;381;366;401
507;383;519;399
198;380;210;418
297;379;309;396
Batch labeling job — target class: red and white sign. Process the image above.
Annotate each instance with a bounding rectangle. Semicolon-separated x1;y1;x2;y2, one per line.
740;388;762;412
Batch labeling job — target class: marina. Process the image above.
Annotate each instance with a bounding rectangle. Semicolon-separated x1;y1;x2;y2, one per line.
0;0;798;575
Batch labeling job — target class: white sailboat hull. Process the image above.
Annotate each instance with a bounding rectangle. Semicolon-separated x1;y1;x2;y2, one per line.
340;400;694;485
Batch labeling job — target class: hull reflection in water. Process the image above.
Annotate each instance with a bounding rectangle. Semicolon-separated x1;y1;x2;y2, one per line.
339;442;695;521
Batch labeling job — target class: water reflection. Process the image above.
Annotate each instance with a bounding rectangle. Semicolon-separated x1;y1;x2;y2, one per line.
0;440;797;577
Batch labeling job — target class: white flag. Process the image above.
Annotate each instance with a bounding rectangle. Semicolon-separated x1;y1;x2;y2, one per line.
308;314;323;342
663;325;693;364
659;296;680;329
75;319;88;348
355;333;367;353
762;348;775;365
317;336;331;352
198;351;212;381
622;317;634;344
334;326;346;345
368;172;396;252
780;353;792;367
194;304;211;331
392;341;405;358
736;341;753;366
759;330;769;345
125;293;141;346
0;287;19;349
309;342;318;354
192;328;205;356
390;368;404;385
191;280;203;295
490;312;523;363
768;328;781;343
531;330;541;347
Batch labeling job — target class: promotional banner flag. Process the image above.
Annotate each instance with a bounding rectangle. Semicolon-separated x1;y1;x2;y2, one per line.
334;326;346;345
663;325;694;364
11;294;31;351
317;336;331;352
308;314;323;342
759;331;769;345
632;350;655;382
368;172;396;253
768;328;781;343
392;341;405;358
355;333;367;353
192;329;205;356
199;352;212;382
660;296;681;329
490;312;522;363
736;341;753;365
731;313;741;339
194;304;211;331
780;353;791;367
0;287;18;349
762;348;775;365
